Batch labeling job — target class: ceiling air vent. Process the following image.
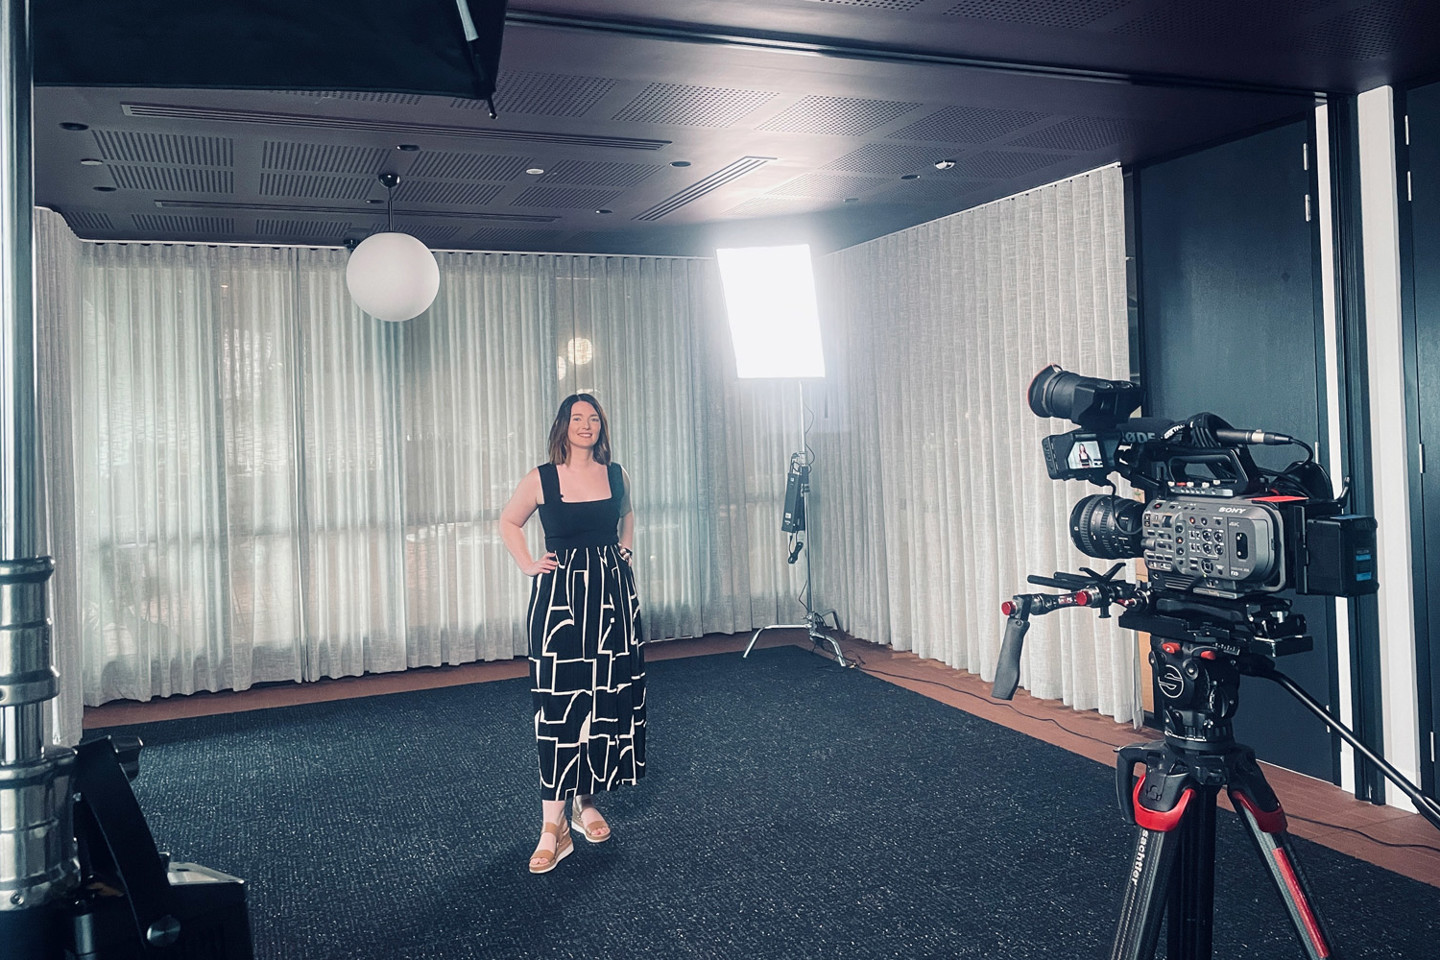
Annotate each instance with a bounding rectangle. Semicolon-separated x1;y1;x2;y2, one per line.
467;228;546;249
279;91;425;105
633;157;775;221
254;219;351;240
131;214;234;234
512;186;625;209
110;165;233;193
397;181;506;206
540;159;662;188
262;142;389;175
94;130;232;166
154;200;562;224
121;103;671;151
258;173;372;201
63;211;114;232
410;151;535;181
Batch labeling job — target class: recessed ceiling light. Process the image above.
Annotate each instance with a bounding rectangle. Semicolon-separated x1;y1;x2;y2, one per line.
93;186;116;192
397;144;420;152
60;122;88;131
670;160;691;167
79;158;104;166
525;167;545;176
934;159;956;170
900;174;920;180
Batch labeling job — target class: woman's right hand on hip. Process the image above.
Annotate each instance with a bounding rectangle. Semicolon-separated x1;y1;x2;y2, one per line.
523;552;559;577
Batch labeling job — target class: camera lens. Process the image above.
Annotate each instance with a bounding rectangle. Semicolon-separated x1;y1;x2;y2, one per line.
1070;494;1144;559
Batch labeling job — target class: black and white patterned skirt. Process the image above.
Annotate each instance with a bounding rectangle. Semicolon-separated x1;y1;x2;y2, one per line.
527;544;646;801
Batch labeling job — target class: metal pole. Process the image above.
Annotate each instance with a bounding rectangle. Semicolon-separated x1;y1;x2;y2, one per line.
0;0;78;953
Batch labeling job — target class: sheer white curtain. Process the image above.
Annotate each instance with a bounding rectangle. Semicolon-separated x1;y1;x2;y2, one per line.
810;167;1138;720
35;223;802;717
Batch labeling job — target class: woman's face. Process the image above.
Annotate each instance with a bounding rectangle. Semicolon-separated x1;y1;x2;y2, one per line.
567;401;601;454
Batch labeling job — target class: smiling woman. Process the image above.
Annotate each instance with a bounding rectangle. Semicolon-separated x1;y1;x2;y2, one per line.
497;392;645;874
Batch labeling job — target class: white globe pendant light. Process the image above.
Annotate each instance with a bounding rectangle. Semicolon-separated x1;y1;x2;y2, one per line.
345;172;440;322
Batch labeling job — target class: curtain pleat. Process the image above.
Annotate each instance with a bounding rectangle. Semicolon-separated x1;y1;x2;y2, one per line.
812;167;1137;720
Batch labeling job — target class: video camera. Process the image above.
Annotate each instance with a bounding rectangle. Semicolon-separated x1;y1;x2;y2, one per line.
1029;364;1377;601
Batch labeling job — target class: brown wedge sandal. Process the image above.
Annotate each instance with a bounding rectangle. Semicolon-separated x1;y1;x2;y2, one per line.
528;817;573;874
570;795;611;844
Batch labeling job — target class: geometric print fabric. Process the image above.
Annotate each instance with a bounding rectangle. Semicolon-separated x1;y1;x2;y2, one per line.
528;544;646;800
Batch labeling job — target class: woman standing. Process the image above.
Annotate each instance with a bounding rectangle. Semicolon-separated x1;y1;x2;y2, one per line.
498;393;646;874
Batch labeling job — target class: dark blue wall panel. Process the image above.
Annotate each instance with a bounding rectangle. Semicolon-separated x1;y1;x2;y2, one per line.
1137;120;1338;783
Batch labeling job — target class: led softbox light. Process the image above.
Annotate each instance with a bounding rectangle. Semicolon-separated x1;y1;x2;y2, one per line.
717;244;826;379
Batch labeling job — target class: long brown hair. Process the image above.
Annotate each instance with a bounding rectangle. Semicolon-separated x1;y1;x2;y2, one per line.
546;393;612;465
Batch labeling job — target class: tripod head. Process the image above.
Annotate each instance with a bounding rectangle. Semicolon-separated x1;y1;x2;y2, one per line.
992;571;1311;751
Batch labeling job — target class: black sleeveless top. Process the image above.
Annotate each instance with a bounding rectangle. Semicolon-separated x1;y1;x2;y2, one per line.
536;462;629;551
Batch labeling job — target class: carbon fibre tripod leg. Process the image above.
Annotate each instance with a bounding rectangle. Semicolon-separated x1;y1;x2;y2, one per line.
1229;771;1336;959
1110;743;1218;960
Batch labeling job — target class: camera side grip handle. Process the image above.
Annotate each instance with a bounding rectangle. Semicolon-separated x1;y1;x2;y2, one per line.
991;609;1031;700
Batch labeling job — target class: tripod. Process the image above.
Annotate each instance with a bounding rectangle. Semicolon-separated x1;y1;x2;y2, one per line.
742;449;849;667
1109;604;1333;960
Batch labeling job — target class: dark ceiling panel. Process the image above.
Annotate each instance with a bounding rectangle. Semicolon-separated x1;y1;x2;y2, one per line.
757;96;924;135
824;143;955;174
890;105;1049;143
767;173;892;199
941;0;1133;30
491;70;618;116
1006;116;1144;150
34;0;1440;255
611;83;779;126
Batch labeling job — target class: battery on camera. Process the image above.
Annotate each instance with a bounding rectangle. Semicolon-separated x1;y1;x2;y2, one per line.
1299;514;1379;597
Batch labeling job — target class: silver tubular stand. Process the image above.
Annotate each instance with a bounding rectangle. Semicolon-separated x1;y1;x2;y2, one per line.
0;0;79;954
742;381;849;667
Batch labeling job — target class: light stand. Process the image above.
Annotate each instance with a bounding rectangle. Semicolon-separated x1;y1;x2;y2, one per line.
742;382;849;667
